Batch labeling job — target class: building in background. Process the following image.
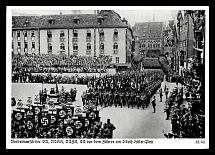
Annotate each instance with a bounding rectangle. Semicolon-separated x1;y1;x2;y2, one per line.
132;21;163;58
186;10;205;82
12;10;133;65
176;10;194;76
162;19;178;72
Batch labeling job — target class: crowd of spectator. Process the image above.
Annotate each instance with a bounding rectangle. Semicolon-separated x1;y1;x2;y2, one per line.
163;77;204;138
12;54;112;74
12;72;96;84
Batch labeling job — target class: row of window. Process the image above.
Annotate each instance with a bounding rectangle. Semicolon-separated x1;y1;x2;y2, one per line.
136;26;162;31
180;40;187;49
12;31;35;37
12;29;119;38
60;50;119;56
139;43;161;48
140;39;162;43
143;34;161;38
47;42;119;51
12;42;35;49
12;42;119;52
13;36;35;41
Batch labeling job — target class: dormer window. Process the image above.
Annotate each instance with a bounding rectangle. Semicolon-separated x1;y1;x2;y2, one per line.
103;10;109;16
48;18;55;24
97;16;103;25
24;20;29;27
73;17;80;24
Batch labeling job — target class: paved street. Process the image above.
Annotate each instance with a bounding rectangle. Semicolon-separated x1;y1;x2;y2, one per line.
11;80;183;138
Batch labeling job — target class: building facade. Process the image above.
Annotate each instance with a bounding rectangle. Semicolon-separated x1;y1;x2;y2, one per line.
162;20;179;72
176;10;194;76
12;10;133;64
132;22;163;58
187;10;205;79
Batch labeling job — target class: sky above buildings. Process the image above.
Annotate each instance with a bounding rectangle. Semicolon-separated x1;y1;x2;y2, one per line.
11;6;181;27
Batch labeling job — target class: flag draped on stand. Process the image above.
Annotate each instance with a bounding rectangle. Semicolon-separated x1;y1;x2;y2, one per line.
55;82;59;94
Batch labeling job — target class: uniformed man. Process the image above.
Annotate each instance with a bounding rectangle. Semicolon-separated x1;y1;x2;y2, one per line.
11;96;16;106
165;104;171;120
104;91;108;107
106;119;116;139
43;88;48;102
101;123;110;138
139;94;145;109
99;91;104;107
131;92;136;108
126;91;131;108
39;90;43;105
73;87;77;101
151;96;156;113
135;92;140;109
113;91;118;107
108;92;113;107
81;92;86;106
119;91;124;108
159;88;163;102
50;88;55;94
165;88;169;99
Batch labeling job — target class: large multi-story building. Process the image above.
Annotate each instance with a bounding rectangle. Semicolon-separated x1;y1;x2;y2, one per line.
132;21;163;58
162;20;179;72
176;10;194;76
11;10;133;65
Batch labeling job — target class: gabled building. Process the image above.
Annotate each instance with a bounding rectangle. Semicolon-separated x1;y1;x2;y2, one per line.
176;10;194;76
11;10;133;65
132;21;163;58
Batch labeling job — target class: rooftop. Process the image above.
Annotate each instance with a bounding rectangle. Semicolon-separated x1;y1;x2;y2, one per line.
12;10;129;29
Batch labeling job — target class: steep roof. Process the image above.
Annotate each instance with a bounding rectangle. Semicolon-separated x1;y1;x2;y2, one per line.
12;16;41;29
12;11;129;29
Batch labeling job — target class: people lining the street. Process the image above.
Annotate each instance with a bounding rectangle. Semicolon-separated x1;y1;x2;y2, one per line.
163;79;205;138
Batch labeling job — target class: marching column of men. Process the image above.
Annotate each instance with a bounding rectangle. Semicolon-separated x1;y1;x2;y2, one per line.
82;70;164;109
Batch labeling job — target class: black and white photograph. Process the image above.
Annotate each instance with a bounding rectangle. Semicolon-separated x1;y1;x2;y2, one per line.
6;6;209;149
